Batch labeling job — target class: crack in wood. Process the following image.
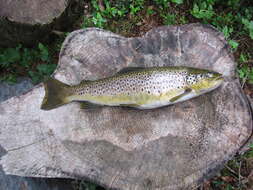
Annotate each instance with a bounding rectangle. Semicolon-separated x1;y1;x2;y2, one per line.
7;138;46;152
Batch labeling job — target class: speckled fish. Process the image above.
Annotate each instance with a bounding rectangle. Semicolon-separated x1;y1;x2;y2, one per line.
41;66;223;110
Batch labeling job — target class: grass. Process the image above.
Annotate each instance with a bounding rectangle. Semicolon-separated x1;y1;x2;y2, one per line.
0;43;57;84
0;0;252;189
200;143;253;190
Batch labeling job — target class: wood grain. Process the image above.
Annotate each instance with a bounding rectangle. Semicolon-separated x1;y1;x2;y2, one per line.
0;23;252;190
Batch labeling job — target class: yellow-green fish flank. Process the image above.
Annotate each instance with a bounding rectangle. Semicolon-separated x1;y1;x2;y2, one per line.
41;66;223;110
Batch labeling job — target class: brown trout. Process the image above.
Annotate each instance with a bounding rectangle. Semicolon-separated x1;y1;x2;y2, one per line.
41;66;223;110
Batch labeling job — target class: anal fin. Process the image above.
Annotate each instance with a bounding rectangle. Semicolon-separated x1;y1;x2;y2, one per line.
119;103;139;107
80;102;103;109
119;104;140;110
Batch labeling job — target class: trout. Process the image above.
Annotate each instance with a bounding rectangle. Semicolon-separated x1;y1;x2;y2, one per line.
41;66;223;110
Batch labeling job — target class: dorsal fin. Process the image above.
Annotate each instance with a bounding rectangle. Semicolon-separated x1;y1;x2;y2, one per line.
79;79;92;85
116;67;145;75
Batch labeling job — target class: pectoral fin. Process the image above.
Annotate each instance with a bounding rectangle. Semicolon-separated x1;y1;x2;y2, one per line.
170;88;192;103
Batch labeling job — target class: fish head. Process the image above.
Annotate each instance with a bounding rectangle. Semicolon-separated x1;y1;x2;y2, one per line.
186;68;224;94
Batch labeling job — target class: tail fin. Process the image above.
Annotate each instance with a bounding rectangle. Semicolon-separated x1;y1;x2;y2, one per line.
41;78;72;110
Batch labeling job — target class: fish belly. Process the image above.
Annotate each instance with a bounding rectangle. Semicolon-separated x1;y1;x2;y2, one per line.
137;91;197;109
136;100;172;109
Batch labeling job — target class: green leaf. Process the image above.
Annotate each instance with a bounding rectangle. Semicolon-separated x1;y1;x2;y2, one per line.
117;10;124;16
171;0;183;4
0;74;17;84
29;71;42;84
92;12;107;28
213;180;225;186
130;4;141;15
91;0;100;11
146;7;155;16
228;40;239;49
154;0;169;8
20;48;36;67
239;53;248;63
237;69;245;79
38;43;50;62
237;65;249;79
0;47;21;66
225;184;234;190
248;69;253;84
250;30;253;39
227;0;240;9
222;26;229;38
81;16;93;28
245;143;253;157
37;64;56;75
222;26;233;39
206;0;216;5
162;13;176;25
242;18;253;39
192;4;200;15
179;16;187;24
191;3;214;20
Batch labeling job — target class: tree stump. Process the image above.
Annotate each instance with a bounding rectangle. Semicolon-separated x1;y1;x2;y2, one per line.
0;23;252;190
0;78;75;190
0;0;81;47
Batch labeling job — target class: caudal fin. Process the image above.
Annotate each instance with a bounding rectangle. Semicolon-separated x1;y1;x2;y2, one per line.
41;78;71;110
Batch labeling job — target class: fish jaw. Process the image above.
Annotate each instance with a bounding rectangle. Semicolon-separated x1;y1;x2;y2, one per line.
193;76;224;95
188;69;224;94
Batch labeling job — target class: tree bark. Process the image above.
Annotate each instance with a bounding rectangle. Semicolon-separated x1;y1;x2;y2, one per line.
0;0;82;47
0;23;252;190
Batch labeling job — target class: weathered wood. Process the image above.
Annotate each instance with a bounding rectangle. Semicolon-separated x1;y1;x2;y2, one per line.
0;78;76;190
0;23;252;190
0;0;82;47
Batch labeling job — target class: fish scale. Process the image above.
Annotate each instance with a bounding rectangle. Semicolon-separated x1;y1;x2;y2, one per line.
75;69;187;96
41;66;223;110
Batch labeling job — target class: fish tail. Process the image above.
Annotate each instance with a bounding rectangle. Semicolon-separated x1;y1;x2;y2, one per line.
41;78;72;110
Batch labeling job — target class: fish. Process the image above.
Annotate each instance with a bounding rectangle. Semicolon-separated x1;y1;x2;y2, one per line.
40;66;223;110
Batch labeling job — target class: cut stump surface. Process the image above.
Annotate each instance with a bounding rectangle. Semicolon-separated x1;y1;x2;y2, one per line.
0;24;252;190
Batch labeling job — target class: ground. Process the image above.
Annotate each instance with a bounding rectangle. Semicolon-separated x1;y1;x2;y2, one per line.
0;0;252;189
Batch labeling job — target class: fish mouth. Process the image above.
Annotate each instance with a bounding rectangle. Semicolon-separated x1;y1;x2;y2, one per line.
211;75;224;90
212;72;224;81
215;75;224;81
199;75;224;94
